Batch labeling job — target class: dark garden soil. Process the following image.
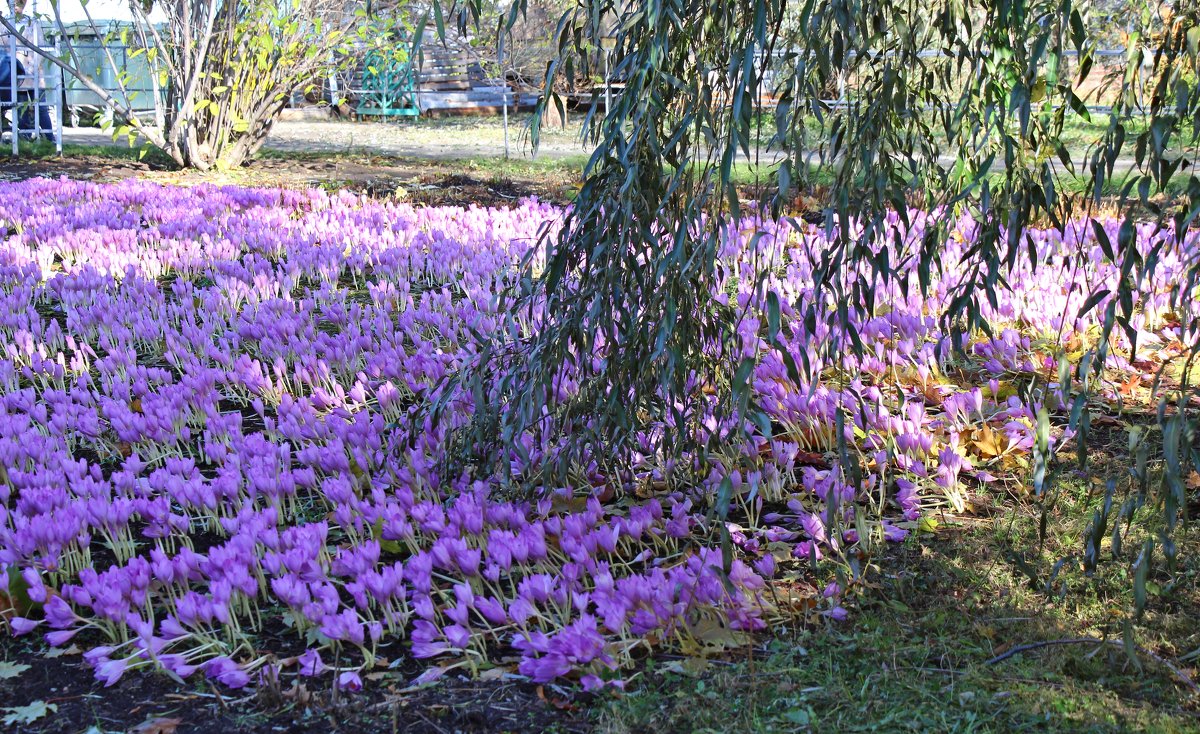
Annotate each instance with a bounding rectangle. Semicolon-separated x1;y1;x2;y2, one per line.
0;633;591;734
0;154;578;209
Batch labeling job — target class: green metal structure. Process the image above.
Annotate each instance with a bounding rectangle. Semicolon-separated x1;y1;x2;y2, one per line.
356;48;420;118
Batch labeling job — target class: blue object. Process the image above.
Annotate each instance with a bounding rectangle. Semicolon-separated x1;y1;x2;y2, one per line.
0;52;55;139
0;54;20;105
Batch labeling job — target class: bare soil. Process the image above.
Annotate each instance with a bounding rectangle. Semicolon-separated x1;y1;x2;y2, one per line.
0;633;590;734
0;153;579;209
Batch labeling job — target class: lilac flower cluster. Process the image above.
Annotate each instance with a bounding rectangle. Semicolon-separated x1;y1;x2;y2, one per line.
0;179;1193;691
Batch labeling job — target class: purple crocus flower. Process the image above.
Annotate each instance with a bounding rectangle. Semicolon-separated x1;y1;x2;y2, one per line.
205;656;250;688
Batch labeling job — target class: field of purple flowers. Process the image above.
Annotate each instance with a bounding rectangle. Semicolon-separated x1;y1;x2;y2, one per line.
0;178;1194;700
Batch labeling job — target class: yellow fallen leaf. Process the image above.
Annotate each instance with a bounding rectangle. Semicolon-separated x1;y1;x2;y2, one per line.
972;424;1007;459
681;615;751;655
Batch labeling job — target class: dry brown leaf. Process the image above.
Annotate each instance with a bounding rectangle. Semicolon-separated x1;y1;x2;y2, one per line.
972;424;1006;459
284;682;311;705
478;666;515;681
594;483;616;503
1117;373;1141;397
921;383;947;406
682;615;752;654
131;717;182;734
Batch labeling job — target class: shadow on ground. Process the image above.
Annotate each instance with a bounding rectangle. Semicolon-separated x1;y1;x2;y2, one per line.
597;490;1200;734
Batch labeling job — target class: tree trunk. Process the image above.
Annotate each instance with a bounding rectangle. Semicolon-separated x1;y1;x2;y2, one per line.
172;127;267;170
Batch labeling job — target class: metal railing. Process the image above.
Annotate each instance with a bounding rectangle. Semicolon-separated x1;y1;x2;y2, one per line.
3;19;62;155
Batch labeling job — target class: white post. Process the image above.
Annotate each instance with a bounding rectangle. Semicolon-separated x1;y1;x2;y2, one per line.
604;51;610;116
499;34;508;159
29;0;40;141
600;35;617;118
52;37;60;153
151;46;164;130
327;50;338;106
8;4;17;157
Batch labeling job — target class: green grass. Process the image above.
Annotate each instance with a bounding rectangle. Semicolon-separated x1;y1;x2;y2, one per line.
9;138;176;166
418;153;592;179
9;135;797;195
598;468;1200;734
748;109;1195;150
255;142;789;188
10;116;1193;204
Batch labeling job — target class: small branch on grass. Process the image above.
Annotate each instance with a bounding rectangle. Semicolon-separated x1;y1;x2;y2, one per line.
986;637;1200;695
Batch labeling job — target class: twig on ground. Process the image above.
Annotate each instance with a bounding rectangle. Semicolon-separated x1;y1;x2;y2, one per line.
206;678;228;714
416;711;450;734
985;637;1199;695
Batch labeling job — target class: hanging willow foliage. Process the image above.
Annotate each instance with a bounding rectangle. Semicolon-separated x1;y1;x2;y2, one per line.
425;0;1198;552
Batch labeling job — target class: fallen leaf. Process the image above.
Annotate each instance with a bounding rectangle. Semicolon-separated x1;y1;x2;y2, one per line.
682;615;751;654
407;665;448;688
478;665;516;682
2;701;57;727
283;682;311;705
991;381;1019;400
0;661;30;680
795;451;831;469
921;383;947;406
549;493;590;514
594;482;616;503
535;686;577;712
44;644;81;659
131;717;182;734
662;657;709;677
1116;373;1140;397
971;424;1007;459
